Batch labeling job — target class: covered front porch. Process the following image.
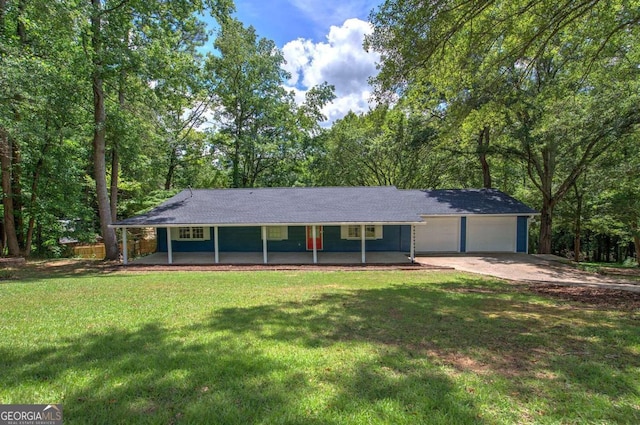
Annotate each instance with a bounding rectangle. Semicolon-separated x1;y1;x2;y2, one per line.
120;224;417;266
129;251;413;265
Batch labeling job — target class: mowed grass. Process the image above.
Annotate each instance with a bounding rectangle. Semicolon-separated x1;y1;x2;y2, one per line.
1;267;639;424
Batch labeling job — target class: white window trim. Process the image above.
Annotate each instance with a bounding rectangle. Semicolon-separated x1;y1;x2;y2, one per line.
262;226;289;241
171;227;210;241
340;225;383;240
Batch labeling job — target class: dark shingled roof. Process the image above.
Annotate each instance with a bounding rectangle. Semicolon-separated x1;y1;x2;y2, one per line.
113;186;537;227
402;188;538;216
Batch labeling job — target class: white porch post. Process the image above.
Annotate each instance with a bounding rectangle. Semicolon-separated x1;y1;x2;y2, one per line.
166;227;173;264
262;226;268;264
214;226;219;264
410;224;415;263
312;225;318;264
122;229;128;265
360;224;366;264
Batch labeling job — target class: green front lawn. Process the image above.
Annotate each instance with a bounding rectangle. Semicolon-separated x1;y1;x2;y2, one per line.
1;267;638;424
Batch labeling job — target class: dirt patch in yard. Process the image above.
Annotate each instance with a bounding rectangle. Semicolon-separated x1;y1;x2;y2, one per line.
528;284;640;310
597;267;640;278
0;259;120;281
118;263;437;272
2;259;447;281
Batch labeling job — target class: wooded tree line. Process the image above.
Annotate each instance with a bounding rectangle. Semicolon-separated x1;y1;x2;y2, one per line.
0;0;333;259
364;0;640;263
1;0;638;263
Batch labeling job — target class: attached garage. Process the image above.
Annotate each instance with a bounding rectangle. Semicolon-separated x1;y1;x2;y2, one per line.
415;217;460;252
466;216;517;252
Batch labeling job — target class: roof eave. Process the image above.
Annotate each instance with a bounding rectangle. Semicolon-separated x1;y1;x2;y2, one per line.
110;220;427;229
419;212;539;217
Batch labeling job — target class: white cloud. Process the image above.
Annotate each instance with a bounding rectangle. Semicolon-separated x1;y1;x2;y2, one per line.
282;18;380;125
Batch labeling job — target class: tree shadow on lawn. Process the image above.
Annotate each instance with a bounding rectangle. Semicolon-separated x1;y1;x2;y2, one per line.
1;324;477;423
1;277;638;423
2;323;318;424
2;259;118;283
203;278;640;422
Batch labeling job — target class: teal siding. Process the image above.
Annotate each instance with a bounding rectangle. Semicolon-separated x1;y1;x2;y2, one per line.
460;217;467;253
219;227;262;252
516;216;528;253
156;225;411;253
267;226;306;252
157;228;214;252
323;225;409;252
400;225;411;252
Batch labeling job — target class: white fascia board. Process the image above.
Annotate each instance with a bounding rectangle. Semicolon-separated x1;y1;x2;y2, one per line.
420;213;539;218
110;221;426;228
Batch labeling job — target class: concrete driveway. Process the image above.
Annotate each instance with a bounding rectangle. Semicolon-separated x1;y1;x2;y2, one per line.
415;253;640;292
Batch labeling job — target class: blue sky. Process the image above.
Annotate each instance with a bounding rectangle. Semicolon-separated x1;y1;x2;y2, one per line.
229;0;383;124
233;0;380;46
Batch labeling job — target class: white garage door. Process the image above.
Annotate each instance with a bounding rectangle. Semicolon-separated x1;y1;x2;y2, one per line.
466;216;516;252
415;217;459;252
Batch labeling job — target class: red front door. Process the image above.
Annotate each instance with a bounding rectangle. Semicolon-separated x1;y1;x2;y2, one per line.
306;226;323;250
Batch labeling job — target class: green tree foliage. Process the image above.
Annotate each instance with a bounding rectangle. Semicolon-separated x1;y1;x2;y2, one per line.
206;19;293;188
316;105;453;188
584;139;640;265
206;19;334;188
367;0;640;254
2;0;638;264
1;1;338;259
0;0;233;258
84;0;233;259
1;0;90;256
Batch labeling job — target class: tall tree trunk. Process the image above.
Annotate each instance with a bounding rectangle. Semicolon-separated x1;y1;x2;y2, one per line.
164;147;177;190
232;136;240;188
24;187;41;257
10;0;31;253
0;0;6;37
110;147;119;222
0;221;5;255
536;145;556;254
572;182;583;263
24;182;41;258
16;0;26;42
232;109;243;188
478;126;492;189
0;130;20;256
91;0;118;260
538;198;554;254
36;222;43;254
24;128;52;257
11;140;24;250
110;78;125;223
631;222;640;266
0;0;28;256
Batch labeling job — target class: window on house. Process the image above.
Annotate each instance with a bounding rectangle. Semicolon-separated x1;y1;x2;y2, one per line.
264;226;288;241
174;227;207;241
341;225;383;240
365;225;376;238
191;227;204;239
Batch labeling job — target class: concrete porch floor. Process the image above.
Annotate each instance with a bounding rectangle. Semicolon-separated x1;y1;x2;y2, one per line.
129;251;413;265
